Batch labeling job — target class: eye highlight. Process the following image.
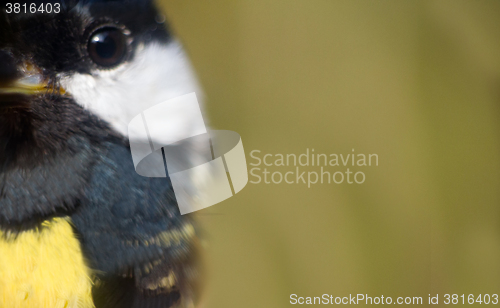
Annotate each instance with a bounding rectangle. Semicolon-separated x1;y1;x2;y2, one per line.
87;26;128;68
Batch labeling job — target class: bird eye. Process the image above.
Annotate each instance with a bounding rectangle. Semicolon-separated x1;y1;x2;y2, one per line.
87;27;127;68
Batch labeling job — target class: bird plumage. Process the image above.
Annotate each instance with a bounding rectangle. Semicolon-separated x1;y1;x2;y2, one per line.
0;1;203;307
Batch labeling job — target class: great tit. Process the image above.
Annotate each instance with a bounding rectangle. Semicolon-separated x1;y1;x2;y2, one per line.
0;1;203;307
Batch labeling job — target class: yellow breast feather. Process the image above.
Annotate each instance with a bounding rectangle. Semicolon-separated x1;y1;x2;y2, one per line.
0;217;94;308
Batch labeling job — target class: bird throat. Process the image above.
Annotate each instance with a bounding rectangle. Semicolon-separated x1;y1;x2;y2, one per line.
0;135;97;229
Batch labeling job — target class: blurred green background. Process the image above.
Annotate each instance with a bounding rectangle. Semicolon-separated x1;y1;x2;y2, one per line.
158;1;500;307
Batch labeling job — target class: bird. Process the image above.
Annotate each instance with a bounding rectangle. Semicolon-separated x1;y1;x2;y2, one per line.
0;0;204;307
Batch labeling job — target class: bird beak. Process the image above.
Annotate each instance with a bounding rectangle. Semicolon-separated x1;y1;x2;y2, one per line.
0;62;65;96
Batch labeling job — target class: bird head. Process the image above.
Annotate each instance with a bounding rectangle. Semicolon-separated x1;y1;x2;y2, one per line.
0;0;201;169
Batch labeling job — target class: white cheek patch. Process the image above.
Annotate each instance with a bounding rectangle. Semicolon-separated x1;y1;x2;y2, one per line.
60;40;203;141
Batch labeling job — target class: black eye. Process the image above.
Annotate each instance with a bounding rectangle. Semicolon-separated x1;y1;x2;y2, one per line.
87;27;127;67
